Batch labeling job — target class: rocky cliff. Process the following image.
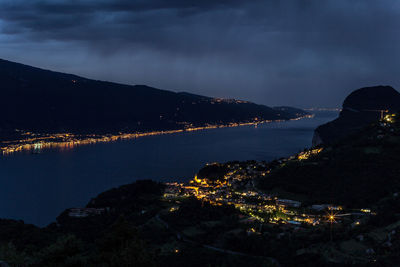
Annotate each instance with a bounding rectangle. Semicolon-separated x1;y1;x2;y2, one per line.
313;85;400;146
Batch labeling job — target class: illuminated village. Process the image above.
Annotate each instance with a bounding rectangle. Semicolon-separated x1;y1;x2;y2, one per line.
163;150;375;232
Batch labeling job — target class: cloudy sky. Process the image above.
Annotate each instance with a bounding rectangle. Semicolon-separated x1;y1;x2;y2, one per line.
0;0;399;107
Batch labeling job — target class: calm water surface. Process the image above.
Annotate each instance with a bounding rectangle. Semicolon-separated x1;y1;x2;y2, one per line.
0;111;338;226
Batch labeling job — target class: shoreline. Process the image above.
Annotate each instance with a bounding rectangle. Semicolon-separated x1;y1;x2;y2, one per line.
0;114;314;155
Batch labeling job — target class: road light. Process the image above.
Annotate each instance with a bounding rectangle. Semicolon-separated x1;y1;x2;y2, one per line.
326;211;337;242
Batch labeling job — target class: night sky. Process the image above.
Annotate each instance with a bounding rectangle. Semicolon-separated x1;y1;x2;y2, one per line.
0;0;399;107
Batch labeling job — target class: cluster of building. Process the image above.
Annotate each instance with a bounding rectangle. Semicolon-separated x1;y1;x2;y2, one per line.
297;148;323;160
68;208;106;218
210;98;250;104
164;159;374;228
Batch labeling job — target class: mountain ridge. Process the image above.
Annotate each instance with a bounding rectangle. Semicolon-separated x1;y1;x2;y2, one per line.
0;58;308;135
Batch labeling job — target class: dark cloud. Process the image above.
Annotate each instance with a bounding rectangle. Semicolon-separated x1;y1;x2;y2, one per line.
0;0;399;107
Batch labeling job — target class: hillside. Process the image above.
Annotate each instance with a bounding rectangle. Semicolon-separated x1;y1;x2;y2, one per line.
313;86;400;145
0;59;307;135
258;113;400;207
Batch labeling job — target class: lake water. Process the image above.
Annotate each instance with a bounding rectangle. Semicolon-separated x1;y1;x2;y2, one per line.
0;111;338;226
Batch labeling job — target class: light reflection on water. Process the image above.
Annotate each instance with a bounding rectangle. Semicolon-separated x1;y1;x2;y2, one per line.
0;111;338;226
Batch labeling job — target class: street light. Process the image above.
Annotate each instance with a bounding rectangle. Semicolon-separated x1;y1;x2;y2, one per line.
326;211;337;242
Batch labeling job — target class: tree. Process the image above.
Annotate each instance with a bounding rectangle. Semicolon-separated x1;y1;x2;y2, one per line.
95;217;156;267
34;235;87;267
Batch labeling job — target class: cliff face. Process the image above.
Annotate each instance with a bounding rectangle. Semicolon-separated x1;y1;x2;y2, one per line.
311;131;323;146
313;86;400;146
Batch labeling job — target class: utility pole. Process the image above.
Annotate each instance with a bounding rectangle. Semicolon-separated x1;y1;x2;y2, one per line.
362;109;388;121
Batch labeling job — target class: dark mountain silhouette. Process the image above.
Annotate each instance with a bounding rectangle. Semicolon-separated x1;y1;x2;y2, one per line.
313;86;400;145
0;59;307;135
